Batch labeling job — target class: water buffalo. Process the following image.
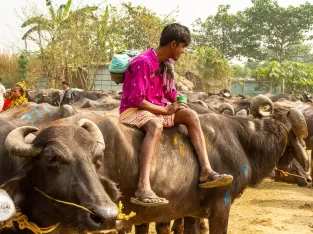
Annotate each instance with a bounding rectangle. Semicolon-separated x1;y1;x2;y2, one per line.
0;102;74;129
26;89;62;106
264;93;301;102
0;119;119;233
92;94;308;234
75;97;121;111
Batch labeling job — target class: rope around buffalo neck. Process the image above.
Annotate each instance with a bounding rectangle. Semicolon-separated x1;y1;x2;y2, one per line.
0;212;59;234
277;123;288;157
274;123;308;180
0;187;136;234
274;167;309;180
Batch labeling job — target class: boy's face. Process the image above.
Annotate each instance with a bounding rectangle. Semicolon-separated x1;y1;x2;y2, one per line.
170;41;186;61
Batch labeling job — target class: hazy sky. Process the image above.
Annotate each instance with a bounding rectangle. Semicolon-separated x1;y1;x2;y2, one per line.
0;0;311;52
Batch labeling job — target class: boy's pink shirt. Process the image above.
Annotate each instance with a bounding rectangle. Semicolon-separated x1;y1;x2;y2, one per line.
120;49;177;114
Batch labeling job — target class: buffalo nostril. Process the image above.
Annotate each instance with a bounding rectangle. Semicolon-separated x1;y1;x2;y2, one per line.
89;206;118;225
90;213;103;224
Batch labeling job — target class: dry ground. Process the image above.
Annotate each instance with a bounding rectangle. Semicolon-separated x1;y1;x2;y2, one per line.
130;179;313;234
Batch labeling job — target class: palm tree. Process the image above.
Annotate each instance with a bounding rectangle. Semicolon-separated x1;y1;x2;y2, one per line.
21;0;97;44
22;0;71;41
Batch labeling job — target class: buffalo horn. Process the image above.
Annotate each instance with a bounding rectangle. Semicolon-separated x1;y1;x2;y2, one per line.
5;126;42;157
78;119;105;146
218;103;235;116
250;95;273;118
197;100;209;109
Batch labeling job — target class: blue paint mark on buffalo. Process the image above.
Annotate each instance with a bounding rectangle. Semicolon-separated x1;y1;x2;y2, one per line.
42;106;51;113
242;164;248;177
34;108;42;118
224;190;230;207
24;113;33;121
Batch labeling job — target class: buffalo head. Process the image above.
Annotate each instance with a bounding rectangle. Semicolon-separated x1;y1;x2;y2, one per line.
251;95;309;172
2;119;119;232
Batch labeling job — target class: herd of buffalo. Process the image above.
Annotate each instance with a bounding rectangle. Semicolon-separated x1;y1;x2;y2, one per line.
0;88;313;234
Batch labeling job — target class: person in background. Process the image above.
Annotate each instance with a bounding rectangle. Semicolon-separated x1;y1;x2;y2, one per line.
0;78;6;110
59;81;75;106
1;81;27;111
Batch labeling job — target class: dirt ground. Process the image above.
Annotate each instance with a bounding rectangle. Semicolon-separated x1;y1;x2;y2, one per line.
130;178;313;234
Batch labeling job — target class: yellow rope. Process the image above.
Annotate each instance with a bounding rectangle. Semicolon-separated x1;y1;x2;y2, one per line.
1;186;136;233
117;201;136;221
34;187;135;221
34;187;96;215
275;167;308;180
0;211;59;234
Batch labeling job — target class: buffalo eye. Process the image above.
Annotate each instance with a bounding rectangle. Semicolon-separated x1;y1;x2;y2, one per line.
44;149;59;167
95;158;102;169
45;154;59;167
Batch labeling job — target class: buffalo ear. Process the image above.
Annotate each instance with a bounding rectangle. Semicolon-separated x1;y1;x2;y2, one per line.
97;174;121;202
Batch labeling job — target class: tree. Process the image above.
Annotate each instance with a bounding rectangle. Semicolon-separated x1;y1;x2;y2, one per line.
195;46;233;91
283;43;313;62
119;2;177;51
21;0;100;89
238;0;313;63
245;59;262;71
232;64;251;78
254;61;282;93
283;62;313;93
254;60;313;94
21;0;72;48
192;5;241;59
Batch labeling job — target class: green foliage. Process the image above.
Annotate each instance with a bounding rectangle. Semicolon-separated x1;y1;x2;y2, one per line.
18;0;313;93
119;2;177;51
254;60;313;93
195;46;233;90
232;64;251;78
17;51;29;80
283;62;313;93
254;61;282;93
238;0;313;62
245;60;262;71
193;5;241;59
20;1;179;90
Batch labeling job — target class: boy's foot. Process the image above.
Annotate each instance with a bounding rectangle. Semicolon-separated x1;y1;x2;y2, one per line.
199;170;233;188
130;190;169;207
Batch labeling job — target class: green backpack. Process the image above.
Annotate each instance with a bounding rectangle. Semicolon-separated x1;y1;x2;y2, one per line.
109;51;139;84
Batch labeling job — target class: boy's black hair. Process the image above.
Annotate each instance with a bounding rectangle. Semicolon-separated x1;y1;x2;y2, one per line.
159;23;191;47
62;80;69;86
